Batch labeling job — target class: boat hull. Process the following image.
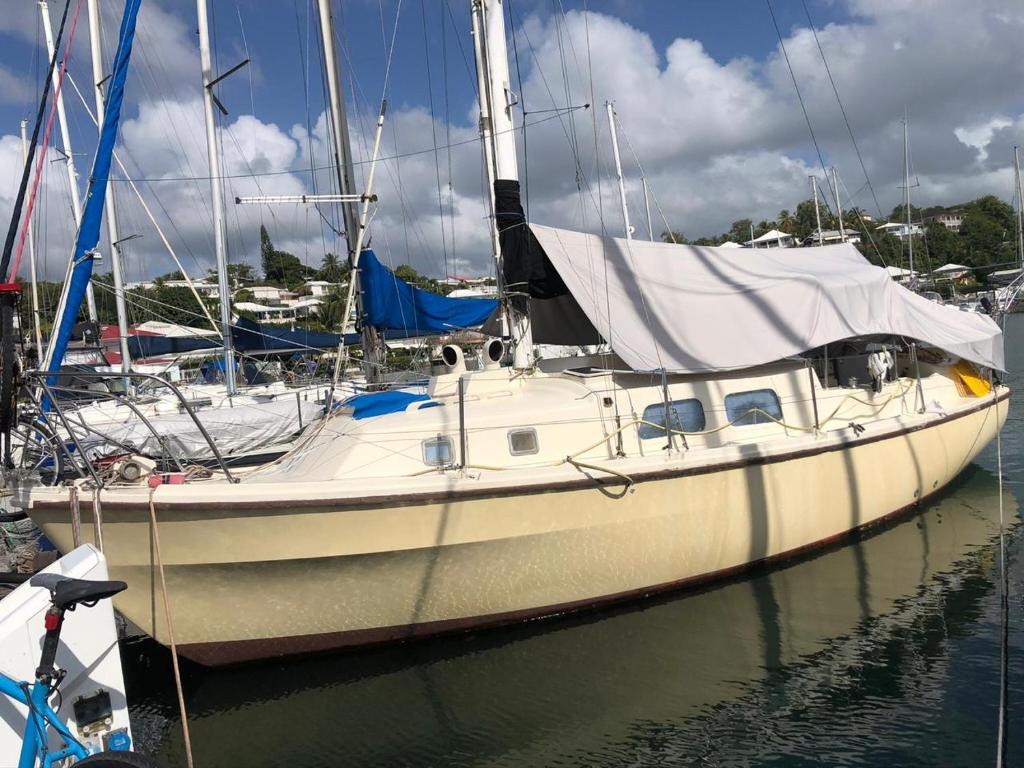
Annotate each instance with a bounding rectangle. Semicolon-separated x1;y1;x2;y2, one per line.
27;391;1008;666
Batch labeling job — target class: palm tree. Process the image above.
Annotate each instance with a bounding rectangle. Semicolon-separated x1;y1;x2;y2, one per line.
777;209;796;233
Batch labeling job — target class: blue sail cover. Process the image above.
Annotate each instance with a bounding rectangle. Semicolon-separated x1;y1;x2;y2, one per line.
232;316;358;353
359;249;498;336
45;0;142;390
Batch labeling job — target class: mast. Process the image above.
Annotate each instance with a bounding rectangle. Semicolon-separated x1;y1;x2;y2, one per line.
1015;146;1023;270
316;0;381;383
196;0;236;395
20;120;44;357
642;177;654;241
88;0;131;379
830;167;845;243
903;116;914;280
472;0;533;369
40;0;98;323
606;102;632;240
811;175;823;245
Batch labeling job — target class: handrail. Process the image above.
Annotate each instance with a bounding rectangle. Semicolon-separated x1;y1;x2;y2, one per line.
24;370;237;483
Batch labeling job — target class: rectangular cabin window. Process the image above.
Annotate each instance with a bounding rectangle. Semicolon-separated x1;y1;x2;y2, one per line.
422;436;453;466
508;428;539;456
638;399;706;439
725;389;783;426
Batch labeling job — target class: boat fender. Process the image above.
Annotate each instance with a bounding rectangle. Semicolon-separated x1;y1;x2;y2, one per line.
442;345;466;374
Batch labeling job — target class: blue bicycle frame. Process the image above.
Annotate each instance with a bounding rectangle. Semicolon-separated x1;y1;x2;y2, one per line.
0;671;88;768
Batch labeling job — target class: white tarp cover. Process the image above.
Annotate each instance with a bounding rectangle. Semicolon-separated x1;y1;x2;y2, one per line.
79;398;323;459
531;224;1004;372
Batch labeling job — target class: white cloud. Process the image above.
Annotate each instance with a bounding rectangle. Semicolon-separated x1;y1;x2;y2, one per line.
4;0;1024;297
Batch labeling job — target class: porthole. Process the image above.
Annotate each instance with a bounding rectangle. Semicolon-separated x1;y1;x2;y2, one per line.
422;436;453;466
508;428;539;456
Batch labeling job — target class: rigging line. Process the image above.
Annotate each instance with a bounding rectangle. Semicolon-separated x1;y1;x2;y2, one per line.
386;5;411;266
1;0;75;281
765;0;838;214
514;12;587;199
9;0;84;283
420;0;450;278
60;73;219;332
583;1;616;363
801;0;883;221
553;1;582;190
836;174;889;268
444;0;479;96
102;109;586;184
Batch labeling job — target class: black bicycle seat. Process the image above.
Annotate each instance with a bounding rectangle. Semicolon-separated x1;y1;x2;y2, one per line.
30;574;127;610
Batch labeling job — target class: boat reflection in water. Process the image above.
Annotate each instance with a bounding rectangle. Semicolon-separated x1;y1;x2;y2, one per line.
132;464;1016;767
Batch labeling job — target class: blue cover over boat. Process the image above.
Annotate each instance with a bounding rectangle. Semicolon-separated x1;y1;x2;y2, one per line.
359;249;497;336
231;317;358;353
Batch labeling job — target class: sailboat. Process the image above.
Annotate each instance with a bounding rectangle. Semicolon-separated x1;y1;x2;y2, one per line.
9;0;363;476
15;0;1008;666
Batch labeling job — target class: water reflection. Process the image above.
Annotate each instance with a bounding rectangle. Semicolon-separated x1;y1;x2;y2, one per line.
126;464;1018;768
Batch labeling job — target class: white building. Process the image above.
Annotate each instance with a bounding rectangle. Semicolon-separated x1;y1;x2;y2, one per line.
125;279;220;299
925;212;964;232
875;222;923;240
745;229;796;249
806;229;862;246
300;280;341;298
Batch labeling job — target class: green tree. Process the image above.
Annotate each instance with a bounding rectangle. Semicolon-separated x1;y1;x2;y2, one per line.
728;219;753;243
923;223;964;267
260;225;316;288
660;229;688;244
776;209;796;233
209;263;256;288
319;252;349;283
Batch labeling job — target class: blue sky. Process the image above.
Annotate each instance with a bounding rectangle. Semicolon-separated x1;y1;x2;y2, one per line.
0;1;854;153
0;0;1022;282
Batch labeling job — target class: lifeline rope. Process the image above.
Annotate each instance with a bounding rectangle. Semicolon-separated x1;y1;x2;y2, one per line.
147;488;194;768
410;381;917;482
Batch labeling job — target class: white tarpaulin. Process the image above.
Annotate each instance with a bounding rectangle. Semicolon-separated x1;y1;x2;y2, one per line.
79;398;323;460
531;224;1004;372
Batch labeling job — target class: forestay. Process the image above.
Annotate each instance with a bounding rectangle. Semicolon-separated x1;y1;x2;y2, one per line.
531;225;1004;373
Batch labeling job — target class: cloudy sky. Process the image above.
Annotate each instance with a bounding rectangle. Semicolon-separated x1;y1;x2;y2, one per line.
0;0;1023;287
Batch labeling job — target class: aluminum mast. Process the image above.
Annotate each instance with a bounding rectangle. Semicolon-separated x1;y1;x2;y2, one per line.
471;0;533;369
317;0;381;382
903;116;914;281
830;167;845;243
197;0;236;395
811;175;823;245
88;0;131;378
1015;146;1024;269
606;102;633;240
19;120;44;356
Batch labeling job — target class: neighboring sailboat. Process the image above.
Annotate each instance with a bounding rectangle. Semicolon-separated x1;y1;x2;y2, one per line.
16;0;1009;667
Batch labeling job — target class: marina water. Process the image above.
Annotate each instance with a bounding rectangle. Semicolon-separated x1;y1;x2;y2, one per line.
125;318;1024;768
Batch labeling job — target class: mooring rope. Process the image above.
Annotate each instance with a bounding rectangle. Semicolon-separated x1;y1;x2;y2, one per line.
995;382;1008;768
147;487;195;768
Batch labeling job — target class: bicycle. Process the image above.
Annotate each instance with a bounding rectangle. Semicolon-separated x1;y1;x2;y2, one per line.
0;573;160;767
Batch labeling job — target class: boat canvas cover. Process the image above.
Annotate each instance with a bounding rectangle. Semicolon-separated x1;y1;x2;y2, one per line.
359;249;498;335
79;398;322;460
531;224;1004;372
